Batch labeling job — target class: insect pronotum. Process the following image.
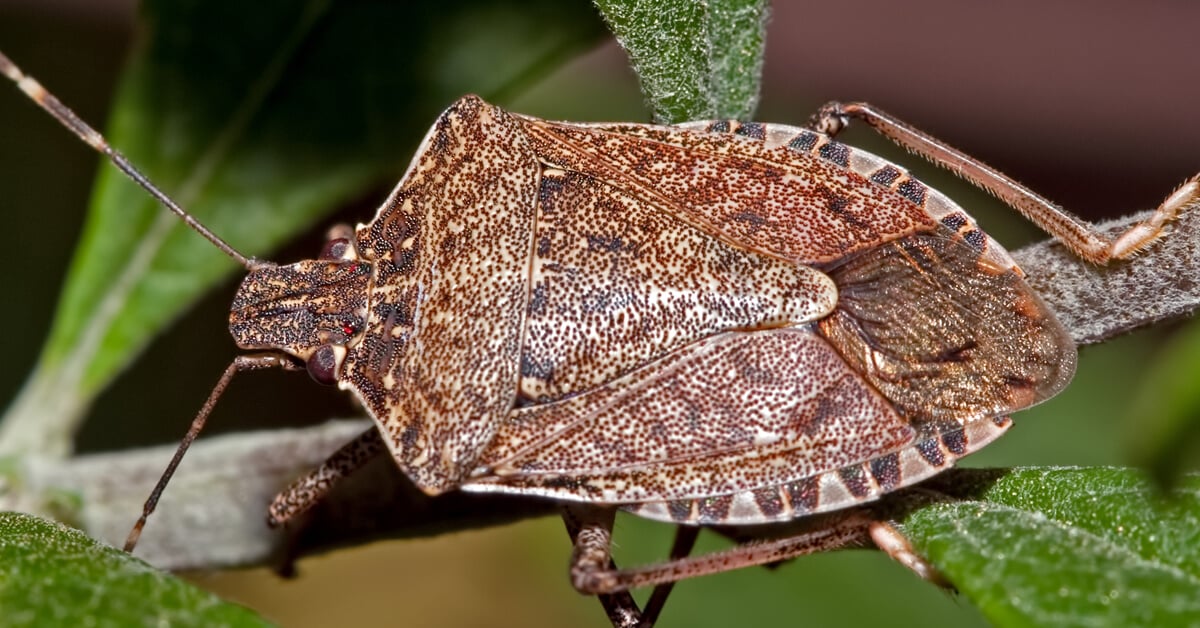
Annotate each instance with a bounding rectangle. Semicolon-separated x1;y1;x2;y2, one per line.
3;47;1198;627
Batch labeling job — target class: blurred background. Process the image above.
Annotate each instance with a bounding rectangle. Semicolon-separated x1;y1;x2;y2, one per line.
0;0;1197;626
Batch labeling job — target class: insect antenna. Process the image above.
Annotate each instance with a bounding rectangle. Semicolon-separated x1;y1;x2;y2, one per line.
0;50;256;269
1;49;287;551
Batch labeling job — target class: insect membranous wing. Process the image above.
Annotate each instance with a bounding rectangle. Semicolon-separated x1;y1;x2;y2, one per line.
818;226;1077;427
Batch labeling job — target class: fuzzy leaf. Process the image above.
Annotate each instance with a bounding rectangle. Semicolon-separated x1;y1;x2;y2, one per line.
0;512;269;626
593;0;768;123
900;467;1200;627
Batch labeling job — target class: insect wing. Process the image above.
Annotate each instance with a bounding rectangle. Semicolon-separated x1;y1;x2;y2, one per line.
473;328;917;510
518;116;937;264
819;228;1077;428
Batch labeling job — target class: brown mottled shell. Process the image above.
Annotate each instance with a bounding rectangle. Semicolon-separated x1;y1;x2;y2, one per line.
260;96;1076;524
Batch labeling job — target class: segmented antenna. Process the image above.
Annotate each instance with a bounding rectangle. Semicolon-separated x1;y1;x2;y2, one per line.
0;50;254;269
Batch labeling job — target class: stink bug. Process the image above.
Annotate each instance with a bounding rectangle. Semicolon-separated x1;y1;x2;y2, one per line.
2;43;1198;628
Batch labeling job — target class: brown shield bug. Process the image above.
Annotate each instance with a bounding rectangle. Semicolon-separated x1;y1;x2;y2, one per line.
2;46;1197;627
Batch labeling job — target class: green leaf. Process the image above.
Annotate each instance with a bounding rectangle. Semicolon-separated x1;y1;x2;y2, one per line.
1;0;606;453
1125;321;1200;484
0;512;269;626
900;467;1200;627
593;0;768;123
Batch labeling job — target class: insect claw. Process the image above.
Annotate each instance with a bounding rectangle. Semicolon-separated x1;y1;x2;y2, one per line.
808;101;851;136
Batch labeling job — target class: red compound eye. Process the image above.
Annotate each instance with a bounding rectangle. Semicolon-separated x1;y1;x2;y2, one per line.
342;324;355;336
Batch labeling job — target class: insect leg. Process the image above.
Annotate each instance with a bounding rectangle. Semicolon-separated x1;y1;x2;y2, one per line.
267;427;385;527
124;352;303;553
809;101;1200;264
563;506;645;628
869;521;950;588
566;506;874;595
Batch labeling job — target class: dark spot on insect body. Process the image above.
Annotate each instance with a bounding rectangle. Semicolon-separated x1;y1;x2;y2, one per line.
393;301;414;327
801;395;838;437
400;424;420;449
542;475;587;492
753;487;784;517
817;185;870;231
941;429;968;455
586;234;625;253
708;120;731;134
735;122;765;140
432;115;452;152
392;246;418;273
539;171;566;204
917;438;946;467
698;494;733;521
787;130;820;153
869;165;903;187
439;233;458;254
520;354;555;381
940;213;968;231
536;235;552;257
581;288;612;314
528;282;548;317
934;340;978;363
739;363;773;385
963;229;987;250
826;194;850;214
897;179;928;206
668;500;693;522
869;453;901;491
732;211;768;234
838;465;871;498
785;477;820;513
818;141;850;167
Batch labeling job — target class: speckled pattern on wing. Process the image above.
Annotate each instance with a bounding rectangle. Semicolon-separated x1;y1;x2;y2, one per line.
472;328;915;503
518;118;938;264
